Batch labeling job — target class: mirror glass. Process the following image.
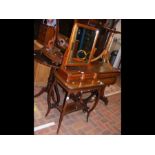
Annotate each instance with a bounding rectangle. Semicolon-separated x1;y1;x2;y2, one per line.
68;25;98;65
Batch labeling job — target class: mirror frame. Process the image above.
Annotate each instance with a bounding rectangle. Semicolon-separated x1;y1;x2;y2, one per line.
61;23;99;67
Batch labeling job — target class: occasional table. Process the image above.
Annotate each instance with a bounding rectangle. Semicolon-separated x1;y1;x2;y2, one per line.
46;72;104;134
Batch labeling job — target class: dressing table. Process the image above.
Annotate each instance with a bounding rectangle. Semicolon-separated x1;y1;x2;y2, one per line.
46;23;120;134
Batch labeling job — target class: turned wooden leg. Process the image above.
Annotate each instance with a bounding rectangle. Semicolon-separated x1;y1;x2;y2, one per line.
100;85;108;105
87;89;100;122
57;92;68;134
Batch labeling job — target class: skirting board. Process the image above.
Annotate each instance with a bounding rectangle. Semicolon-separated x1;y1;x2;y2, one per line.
105;90;121;97
34;122;56;132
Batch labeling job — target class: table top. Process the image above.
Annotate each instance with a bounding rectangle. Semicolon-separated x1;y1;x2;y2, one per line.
34;40;63;67
65;61;119;74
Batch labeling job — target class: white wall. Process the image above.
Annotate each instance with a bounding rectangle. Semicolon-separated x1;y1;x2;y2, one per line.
110;20;121;52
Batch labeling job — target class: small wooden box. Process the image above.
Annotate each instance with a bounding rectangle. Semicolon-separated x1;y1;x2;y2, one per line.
37;24;55;46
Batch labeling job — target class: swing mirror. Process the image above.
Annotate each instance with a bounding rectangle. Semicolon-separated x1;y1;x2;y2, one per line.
63;23;99;66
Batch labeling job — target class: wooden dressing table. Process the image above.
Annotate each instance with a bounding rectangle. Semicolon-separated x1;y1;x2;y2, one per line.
45;23;120;134
47;61;119;134
49;71;104;134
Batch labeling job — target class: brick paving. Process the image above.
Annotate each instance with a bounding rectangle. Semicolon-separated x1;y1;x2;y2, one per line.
34;83;121;135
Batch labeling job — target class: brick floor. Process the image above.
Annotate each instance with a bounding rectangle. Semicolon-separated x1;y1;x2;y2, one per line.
34;84;121;135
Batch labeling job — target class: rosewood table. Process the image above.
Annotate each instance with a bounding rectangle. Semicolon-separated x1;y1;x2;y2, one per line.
46;72;105;134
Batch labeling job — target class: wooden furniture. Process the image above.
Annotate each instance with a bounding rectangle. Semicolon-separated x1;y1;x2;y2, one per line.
57;62;119;105
34;40;50;86
34;33;63;97
34;20;69;86
46;23;120;134
34;60;51;86
62;23;99;66
34;22;56;86
34;45;63;96
49;61;119;134
75;19;120;58
37;23;56;48
47;71;104;134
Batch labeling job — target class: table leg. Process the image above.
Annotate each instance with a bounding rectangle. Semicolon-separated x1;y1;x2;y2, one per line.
57;92;69;134
45;79;56;117
45;78;61;117
100;85;108;105
82;91;96;113
34;87;47;97
54;82;60;105
87;89;100;122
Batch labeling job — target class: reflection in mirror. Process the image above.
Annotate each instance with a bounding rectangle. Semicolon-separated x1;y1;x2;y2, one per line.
69;26;97;64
